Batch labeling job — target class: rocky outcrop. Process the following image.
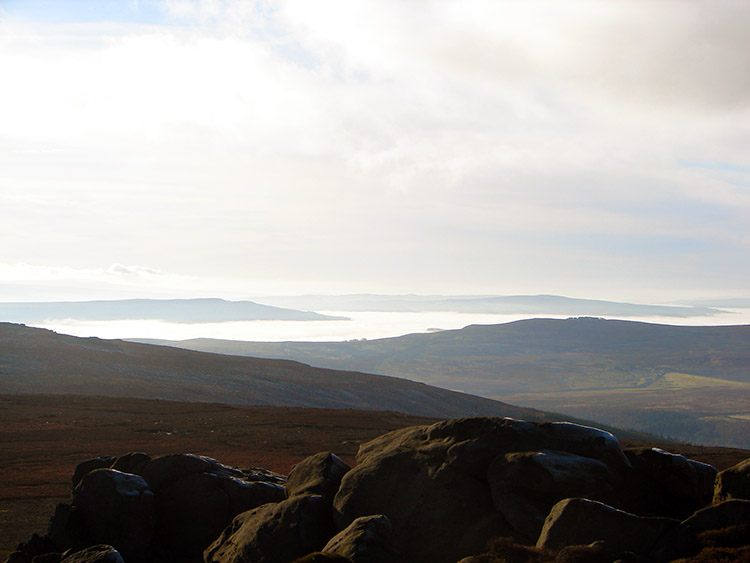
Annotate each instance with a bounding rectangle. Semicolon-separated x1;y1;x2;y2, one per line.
321;515;394;562
624;447;717;518
6;418;750;563
72;469;155;560
204;494;334;563
16;452;286;563
536;497;680;560
714;458;750;502
332;417;635;561
487;449;617;541
285;452;350;502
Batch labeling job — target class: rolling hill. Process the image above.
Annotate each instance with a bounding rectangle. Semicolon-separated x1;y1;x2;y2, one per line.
135;318;750;447
0;322;545;421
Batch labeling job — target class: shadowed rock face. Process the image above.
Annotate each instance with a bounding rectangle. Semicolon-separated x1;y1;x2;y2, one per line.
285;452;351;502
623;447;718;519
72;470;155;561
6;417;750;563
204;494;334;563
321;515;394;563
536;498;680;559
44;453;286;563
714;458;750;503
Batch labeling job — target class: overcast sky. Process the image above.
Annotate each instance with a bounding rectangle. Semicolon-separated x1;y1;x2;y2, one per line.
1;0;748;302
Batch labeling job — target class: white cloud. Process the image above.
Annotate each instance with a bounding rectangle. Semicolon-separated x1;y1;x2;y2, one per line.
0;1;748;300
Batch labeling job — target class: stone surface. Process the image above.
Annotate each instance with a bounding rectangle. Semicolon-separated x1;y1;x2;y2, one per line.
286;452;350;501
47;504;90;553
8;534;58;563
536;498;680;561
59;546;124;563
487;449;616;540
334;417;631;562
71;458;114;490
30;553;62;563
714;458;750;503
204;494;334;563
153;468;286;559
72;469;155;559
141;454;220;492
292;555;350;563
110;452;151;476
683;499;750;535
322;515;393;562
624;447;717;518
154;472;230;558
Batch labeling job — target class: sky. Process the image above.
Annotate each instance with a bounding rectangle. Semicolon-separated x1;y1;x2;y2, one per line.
1;0;749;303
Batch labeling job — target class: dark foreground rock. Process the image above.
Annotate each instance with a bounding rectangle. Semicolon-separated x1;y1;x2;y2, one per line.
285;452;350;502
72;469;155;560
60;545;125;563
204;494;333;563
6;417;750;563
321;515;394;562
536;498;680;560
714;458;750;503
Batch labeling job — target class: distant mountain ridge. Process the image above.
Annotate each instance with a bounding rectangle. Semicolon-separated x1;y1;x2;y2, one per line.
253;293;727;317
0;298;348;323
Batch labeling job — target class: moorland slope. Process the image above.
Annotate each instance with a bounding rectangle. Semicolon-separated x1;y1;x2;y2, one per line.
0;322;541;420
137;318;750;447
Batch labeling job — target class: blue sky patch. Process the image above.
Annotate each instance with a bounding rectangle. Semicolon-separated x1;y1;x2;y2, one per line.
1;0;168;25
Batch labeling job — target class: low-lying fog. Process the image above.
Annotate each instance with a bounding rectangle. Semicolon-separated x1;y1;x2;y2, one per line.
33;308;750;343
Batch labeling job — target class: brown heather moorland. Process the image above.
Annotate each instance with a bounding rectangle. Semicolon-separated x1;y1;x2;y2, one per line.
2;393;750;560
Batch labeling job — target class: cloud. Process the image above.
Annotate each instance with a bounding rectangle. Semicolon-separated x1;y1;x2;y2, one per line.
0;1;748;299
107;263;160;276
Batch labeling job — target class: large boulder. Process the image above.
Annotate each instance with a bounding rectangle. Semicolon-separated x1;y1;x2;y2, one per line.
204;494;334;563
649;500;750;562
536;498;680;561
153;470;286;559
48;504;90;553
51;451;288;562
623;447;717;518
72;469;155;560
322;515;394;562
141;454;223;492
487;449;617;541
5;533;58;563
286;453;350;501
683;499;750;535
333;417;631;563
110;452;151;476
71;458;115;490
714;458;750;503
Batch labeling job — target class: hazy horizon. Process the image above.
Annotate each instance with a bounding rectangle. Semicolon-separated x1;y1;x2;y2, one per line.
1;1;748;304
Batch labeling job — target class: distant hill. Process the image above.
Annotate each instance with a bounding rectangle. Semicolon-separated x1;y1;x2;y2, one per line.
0;298;348;323
0;322;549;421
136;318;750;448
254;293;726;317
